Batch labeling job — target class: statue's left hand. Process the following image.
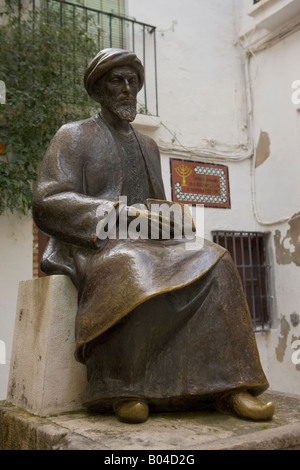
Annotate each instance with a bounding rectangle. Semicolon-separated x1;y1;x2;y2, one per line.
125;205;177;239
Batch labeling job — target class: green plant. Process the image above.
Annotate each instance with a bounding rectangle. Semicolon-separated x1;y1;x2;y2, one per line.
0;0;99;214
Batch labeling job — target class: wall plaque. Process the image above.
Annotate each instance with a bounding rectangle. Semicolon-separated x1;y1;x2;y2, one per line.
170;158;230;208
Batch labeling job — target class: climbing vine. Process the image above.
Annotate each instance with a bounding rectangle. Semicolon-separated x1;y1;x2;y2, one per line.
0;0;99;214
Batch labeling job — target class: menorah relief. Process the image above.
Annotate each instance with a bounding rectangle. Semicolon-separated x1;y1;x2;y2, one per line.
175;164;193;187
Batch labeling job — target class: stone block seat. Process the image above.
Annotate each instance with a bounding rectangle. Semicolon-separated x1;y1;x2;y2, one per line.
6;275;87;417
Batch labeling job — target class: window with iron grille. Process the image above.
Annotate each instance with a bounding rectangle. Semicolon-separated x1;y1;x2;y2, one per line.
212;231;271;331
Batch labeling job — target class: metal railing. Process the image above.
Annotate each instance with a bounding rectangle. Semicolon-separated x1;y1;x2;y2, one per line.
213;230;271;331
20;0;159;115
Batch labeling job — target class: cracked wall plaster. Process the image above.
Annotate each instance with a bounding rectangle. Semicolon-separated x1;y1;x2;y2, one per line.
274;212;300;266
255;131;271;168
275;316;290;362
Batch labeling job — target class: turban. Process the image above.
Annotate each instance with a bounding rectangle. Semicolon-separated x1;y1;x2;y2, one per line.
84;48;144;102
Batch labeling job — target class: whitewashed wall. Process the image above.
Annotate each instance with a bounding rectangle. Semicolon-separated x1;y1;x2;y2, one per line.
238;0;300;395
129;0;249;152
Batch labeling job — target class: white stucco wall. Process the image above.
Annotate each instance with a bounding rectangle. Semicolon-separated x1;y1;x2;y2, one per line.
128;0;249;153
244;18;300;395
249;34;300;222
0;213;33;399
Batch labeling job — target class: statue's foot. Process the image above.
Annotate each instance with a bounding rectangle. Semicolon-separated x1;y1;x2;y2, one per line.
216;391;275;421
113;399;149;424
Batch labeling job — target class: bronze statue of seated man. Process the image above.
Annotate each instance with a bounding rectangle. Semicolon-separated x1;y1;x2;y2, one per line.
33;48;274;424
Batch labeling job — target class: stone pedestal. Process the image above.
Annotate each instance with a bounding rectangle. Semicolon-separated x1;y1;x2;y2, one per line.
1;391;300;450
6;275;87;417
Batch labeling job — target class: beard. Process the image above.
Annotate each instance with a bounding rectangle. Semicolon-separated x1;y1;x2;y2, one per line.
110;102;137;122
101;94;137;122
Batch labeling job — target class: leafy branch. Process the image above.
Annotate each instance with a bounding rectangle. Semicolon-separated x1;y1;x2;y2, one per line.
0;0;99;214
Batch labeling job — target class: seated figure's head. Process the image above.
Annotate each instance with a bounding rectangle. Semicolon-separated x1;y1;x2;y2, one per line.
84;48;144;122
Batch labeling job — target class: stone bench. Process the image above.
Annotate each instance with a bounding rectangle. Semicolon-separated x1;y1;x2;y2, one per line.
6;275;87;417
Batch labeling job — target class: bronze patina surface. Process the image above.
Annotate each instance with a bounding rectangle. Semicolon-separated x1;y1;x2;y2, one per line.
33;48;274;423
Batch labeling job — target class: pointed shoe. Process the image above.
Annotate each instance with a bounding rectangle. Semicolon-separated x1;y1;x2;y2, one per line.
216;391;275;421
113;399;149;424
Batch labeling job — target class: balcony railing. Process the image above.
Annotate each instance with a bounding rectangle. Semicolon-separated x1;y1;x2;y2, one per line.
18;0;159;115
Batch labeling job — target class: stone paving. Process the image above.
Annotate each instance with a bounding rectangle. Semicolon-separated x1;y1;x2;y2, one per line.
1;390;300;450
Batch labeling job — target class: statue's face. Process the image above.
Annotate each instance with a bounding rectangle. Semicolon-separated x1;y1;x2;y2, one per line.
99;65;139;122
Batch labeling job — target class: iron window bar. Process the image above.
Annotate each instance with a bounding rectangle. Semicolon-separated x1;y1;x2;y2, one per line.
213;231;272;332
19;0;159;116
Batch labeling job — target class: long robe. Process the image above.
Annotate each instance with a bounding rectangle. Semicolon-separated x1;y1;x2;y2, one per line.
33;113;269;411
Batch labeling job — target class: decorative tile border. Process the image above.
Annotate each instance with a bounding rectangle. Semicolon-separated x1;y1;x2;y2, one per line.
170;158;231;208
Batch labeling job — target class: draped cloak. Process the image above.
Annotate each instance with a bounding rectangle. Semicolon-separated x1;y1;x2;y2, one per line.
33;113;269;411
